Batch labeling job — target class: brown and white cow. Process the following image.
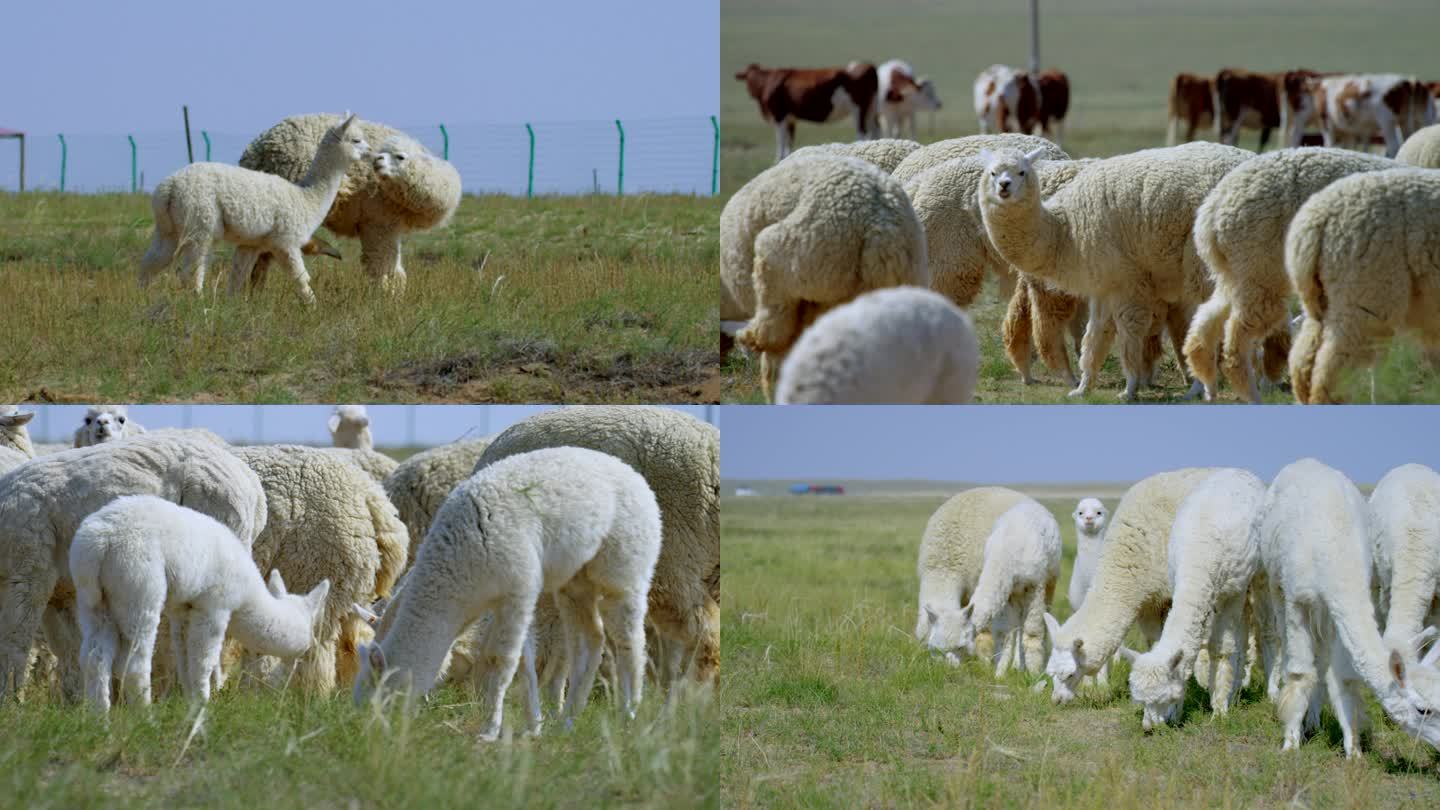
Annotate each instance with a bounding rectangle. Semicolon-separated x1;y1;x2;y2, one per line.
877;58;941;139
1278;69;1331;147
973;65;1065;143
735;62;880;161
1296;74;1432;156
1213;67;1282;151
1167;73;1214;145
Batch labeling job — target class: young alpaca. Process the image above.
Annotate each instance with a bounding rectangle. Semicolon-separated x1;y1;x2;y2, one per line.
1256;459;1440;757
328;405;373;450
922;500;1061;677
977;143;1251;400
1067;497;1113;686
1121;469;1266;729
73;405;145;447
354;447;661;743
139;113;370;305
69;496;329;712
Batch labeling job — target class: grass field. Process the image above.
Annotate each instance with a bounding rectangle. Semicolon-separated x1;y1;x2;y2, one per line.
718;0;1440;403
721;492;1440;807
1;191;720;404
1;682;717;809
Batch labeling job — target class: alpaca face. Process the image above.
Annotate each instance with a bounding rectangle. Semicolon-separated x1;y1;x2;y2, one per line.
1073;498;1107;537
922;604;977;665
325;115;372;163
1043;611;1085;703
373;150;410;180
978;147;1046;203
79;406;131;445
1394;653;1440;749
1126;650;1185;730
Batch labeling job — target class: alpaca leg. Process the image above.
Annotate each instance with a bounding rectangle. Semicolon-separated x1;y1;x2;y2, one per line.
1278;601;1317;751
1070;300;1115;397
184;610;227;705
275;248;317;306
227;248;261;297
77;600;117;714
599;587;649;720
475;598;534;742
1183;289;1229;401
520;630;543;735
1002;282;1036;384
40;600;85;703
1095;655;1111;688
738;230;803;355
1324;641;1366;759
1289;316;1323;404
1112;302;1156;401
360;226;407;295
1164;303;1201;397
0;567;57;703
119;610;161;707
1021;581;1050;675
1310;320;1384;405
249;254;272;291
1034;288;1081;386
175;240;212;295
556;581;606;729
1210;596;1244;715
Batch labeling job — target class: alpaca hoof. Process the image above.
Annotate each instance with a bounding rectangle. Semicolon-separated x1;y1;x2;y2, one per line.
1066;386;1087;398
477;727;501;743
524;722;543;738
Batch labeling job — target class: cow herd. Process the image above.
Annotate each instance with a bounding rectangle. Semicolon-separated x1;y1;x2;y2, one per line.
1170;68;1437;157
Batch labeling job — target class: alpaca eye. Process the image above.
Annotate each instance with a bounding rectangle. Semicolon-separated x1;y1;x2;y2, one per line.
84;418;92;425
117;416;125;423
1019;171;1026;176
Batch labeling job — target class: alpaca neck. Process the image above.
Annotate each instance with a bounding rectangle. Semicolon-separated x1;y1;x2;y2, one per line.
1324;586;1409;717
230;587;313;659
1156;576;1214;672
0;430;34;459
296;137;352;209
968;563;1015;631
379;590;467;698
1067;577;1144;672
981;189;1070;288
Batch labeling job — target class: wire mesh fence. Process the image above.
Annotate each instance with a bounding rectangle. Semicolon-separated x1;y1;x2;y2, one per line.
0;115;720;197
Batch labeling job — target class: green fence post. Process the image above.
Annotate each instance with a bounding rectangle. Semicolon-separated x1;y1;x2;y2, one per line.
524;123;535;199
709;115;719;196
614;119;625;196
201;130;211;161
438;123;449;160
57;134;67;192
127;134;137;193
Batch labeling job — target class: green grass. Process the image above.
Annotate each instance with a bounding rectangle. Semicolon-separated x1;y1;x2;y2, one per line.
1;681;717;809
0;191;720;403
719;0;1440;403
721;493;1440;808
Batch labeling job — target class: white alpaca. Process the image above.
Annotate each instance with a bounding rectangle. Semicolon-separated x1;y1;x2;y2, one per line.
922;500;1061;677
1121;469;1266;729
1068;497;1112;686
354;447;661;742
0;406;36;473
328;405;373;450
73;405;145;447
1255;459;1440;757
1369;464;1440;655
69;496;329;712
139;113;370;305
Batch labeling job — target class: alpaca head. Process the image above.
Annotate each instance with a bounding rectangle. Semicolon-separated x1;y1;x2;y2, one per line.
372;137;420;180
1043;611;1088;703
74;405;136;447
1073;498;1107;538
1121;645;1186;730
328;404;372;449
1384;633;1440;749
978;147;1047;204
323;112;371;163
921;603;978;666
263;570;331;657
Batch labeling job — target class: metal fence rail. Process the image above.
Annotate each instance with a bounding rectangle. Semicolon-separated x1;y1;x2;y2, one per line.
0;115;720;197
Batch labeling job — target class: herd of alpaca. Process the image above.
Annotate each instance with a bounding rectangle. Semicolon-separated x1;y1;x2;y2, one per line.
0;405;719;744
721;123;1440;404
139;112;462;305
915;463;1440;758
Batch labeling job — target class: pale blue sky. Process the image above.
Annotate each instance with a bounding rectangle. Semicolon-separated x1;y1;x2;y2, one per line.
5;0;718;134
25;405;714;448
720;406;1440;485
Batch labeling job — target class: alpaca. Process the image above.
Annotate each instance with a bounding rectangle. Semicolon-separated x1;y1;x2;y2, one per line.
328;405;373;450
139;113;370;305
69;496;329;712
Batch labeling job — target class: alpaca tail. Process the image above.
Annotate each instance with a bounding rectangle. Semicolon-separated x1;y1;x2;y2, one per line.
70;537;116;711
365;485;410;599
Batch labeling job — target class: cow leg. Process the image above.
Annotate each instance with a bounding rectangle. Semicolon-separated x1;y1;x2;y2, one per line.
773;122;787;162
1258;126;1272;152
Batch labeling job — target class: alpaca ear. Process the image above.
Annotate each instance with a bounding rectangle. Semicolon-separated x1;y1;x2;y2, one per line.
1023;147;1047;166
1072;638;1084;654
367;642;386;673
1391;648;1408;689
305;579;331;614
1422;627;1440;668
328;412;342;434
0;411;34;426
924;604;939;629
1117;646;1140;663
352;602;381;627
1043;611;1061;641
267;569;287;597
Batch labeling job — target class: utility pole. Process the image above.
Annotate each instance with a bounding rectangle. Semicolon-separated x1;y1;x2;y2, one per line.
1029;0;1041;73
